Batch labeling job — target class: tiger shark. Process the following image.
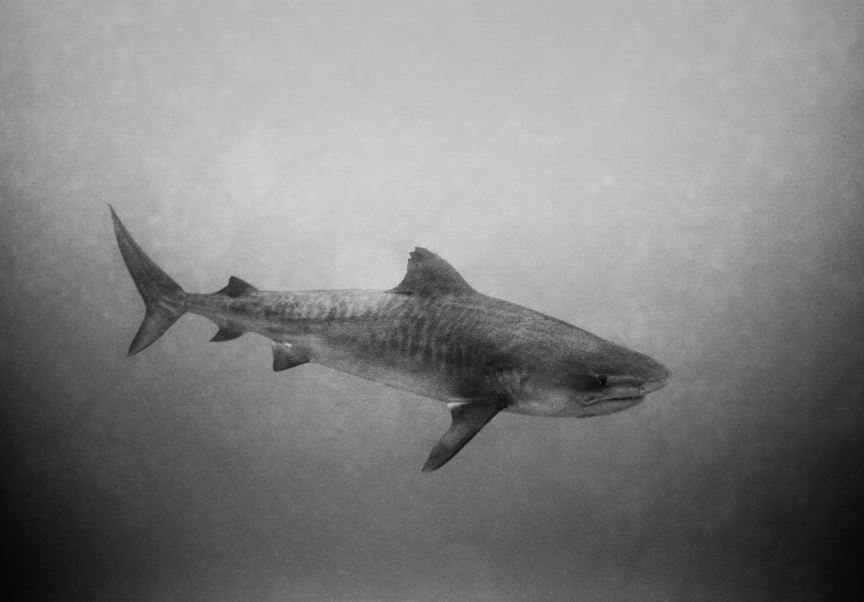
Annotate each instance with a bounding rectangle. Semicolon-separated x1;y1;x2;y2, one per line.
111;206;669;471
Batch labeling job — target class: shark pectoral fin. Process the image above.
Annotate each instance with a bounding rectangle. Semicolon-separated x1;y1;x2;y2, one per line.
422;399;506;473
210;325;243;342
271;341;309;371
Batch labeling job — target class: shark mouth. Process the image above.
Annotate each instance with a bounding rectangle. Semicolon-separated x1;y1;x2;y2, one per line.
582;376;668;407
582;378;667;407
582;394;643;407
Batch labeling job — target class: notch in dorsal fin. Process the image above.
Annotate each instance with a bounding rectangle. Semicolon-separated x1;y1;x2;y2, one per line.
389;248;476;297
216;276;258;298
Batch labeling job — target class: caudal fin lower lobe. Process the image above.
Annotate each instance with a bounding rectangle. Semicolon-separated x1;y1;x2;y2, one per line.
110;206;187;355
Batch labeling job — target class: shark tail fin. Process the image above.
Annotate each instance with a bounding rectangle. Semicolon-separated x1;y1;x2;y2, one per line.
110;206;187;356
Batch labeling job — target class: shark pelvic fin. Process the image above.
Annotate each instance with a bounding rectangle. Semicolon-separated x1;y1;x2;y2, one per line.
271;341;309;371
210;325;243;342
422;398;506;472
216;276;258;298
389;248;476;297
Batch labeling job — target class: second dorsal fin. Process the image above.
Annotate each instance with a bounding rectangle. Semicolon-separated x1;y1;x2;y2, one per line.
216;276;258;298
389;248;476;297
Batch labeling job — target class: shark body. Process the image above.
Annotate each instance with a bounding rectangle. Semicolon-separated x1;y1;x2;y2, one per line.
111;207;669;471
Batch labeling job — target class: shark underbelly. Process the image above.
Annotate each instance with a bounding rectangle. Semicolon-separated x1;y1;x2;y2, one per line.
300;336;462;402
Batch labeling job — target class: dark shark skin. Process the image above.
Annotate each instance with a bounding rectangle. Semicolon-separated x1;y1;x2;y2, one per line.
111;207;670;471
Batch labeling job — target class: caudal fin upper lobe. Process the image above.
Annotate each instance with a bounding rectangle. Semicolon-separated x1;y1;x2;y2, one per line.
110;206;186;356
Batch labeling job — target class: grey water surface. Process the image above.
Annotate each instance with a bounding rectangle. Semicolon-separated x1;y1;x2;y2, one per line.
2;2;863;600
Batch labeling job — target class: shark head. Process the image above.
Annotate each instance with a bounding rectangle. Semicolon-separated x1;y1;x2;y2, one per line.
506;333;670;418
572;349;670;417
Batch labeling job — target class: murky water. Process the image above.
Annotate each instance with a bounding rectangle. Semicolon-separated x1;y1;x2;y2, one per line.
2;2;863;600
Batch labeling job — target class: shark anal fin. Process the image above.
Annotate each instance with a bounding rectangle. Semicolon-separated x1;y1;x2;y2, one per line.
211;326;243;342
422;399;506;472
216;276;259;298
272;341;309;371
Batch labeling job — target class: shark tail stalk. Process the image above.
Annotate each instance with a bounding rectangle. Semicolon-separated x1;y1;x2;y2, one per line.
110;205;187;356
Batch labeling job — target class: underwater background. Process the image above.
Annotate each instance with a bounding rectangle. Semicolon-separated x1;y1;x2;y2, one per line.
2;1;863;600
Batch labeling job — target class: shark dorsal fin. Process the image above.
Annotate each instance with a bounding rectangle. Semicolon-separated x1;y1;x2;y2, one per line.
216;276;258;298
389;248;476;297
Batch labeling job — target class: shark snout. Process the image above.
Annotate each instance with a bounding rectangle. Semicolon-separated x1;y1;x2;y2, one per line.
639;365;670;395
640;379;667;395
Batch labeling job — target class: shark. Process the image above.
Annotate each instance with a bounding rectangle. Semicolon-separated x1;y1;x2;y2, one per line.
110;206;669;471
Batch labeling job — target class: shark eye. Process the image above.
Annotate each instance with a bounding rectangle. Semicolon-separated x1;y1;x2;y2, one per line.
595;374;608;387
